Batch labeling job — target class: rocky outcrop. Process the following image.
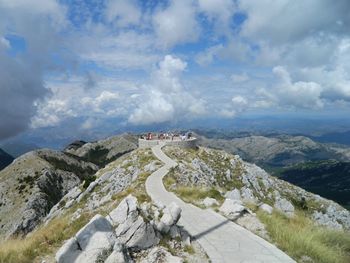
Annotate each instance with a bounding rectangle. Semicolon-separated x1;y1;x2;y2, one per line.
0;149;98;238
56;195;188;263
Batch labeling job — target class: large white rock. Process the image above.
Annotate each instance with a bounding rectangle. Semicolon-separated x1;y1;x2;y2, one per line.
274;198;295;217
219;199;246;220
105;242;129;263
158;202;182;233
56;214;117;263
116;215;159;251
202;197;219;207
55;238;81;263
140;246;183;263
259;203;273;214
225;189;241;201
241;187;257;204
107;195;138;226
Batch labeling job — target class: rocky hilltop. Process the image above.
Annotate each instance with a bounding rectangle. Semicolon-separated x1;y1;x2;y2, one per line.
0;148;13;171
0;134;349;263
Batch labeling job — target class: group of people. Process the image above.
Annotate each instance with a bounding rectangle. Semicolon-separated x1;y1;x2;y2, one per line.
141;132;192;141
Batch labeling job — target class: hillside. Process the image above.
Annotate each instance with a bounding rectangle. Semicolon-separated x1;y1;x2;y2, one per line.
276;160;350;210
64;133;138;166
0;134;137;239
197;134;350;167
0;148;13;171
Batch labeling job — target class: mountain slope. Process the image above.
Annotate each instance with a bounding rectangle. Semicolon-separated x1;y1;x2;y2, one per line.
276;160;350;209
0;134;137;239
198;134;350;167
0;149;98;238
64;133;138;166
0;148;13;170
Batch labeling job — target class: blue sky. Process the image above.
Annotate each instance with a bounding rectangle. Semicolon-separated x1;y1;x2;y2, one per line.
1;0;350;141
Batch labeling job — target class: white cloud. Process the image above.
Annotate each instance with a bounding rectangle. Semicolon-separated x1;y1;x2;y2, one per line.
129;55;206;125
105;0;141;27
153;0;200;48
271;66;324;109
198;0;235;35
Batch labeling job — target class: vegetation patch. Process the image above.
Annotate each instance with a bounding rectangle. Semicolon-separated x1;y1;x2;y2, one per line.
257;210;350;263
0;211;91;263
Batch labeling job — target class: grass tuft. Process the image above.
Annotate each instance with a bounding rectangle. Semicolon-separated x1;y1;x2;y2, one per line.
0;213;91;263
257;210;350;263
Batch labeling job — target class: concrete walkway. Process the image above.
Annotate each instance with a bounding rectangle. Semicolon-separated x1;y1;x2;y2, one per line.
145;143;295;263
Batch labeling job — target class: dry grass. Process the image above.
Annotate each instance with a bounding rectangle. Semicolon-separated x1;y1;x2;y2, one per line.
170;186;223;205
257;210;350;263
0;212;91;263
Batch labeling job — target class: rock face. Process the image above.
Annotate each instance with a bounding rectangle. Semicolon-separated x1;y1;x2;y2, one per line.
0;149;98;238
0;148;13;170
64;134;138;166
56;215;117;263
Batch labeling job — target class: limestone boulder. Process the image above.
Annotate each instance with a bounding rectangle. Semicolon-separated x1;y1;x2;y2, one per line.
157;202;182;233
219;199;246;220
202;197;219;207
225;189;241;201
274;198;295;217
259;203;273;214
115;215;159;251
105;241;132;263
107;195;138;226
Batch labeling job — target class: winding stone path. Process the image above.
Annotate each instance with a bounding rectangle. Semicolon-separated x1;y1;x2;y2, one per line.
145;143;295;263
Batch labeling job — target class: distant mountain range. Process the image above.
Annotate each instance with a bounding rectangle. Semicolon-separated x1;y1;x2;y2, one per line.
0;148;13;170
196;131;350;209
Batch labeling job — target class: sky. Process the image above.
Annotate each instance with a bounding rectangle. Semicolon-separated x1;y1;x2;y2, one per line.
1;0;350;142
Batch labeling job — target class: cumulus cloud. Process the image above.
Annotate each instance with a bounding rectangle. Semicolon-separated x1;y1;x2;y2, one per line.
153;0;200;48
271;66;324;109
0;0;67;140
129;55;206;125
